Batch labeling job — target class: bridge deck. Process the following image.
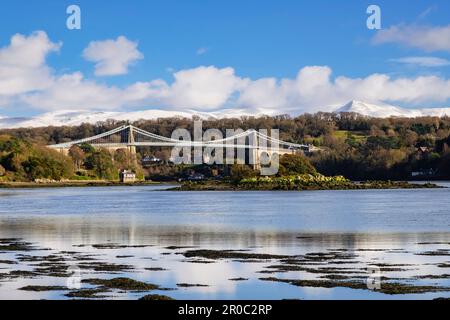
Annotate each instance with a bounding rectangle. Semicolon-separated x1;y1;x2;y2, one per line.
48;125;312;152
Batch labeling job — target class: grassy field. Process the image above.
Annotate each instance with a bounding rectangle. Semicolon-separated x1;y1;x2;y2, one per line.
333;130;367;142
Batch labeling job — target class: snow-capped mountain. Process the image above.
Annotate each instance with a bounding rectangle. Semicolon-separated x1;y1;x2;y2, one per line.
0;109;198;129
335;100;450;118
0;108;251;129
1;101;450;129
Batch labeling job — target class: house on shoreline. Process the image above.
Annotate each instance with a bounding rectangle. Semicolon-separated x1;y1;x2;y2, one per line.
120;170;136;183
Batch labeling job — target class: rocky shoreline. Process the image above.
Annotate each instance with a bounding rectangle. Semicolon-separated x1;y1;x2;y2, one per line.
173;177;443;192
0;180;164;189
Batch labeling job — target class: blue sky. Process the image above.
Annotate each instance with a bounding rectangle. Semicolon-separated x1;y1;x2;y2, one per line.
0;0;449;117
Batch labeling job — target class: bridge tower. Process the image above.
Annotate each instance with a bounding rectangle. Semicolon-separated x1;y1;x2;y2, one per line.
127;125;137;156
250;130;261;170
126;125;138;168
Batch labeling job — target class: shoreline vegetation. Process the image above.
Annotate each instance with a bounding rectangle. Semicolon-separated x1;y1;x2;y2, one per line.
3;113;450;183
2;113;450;189
173;175;442;191
0;175;443;190
0;180;162;189
0;139;444;191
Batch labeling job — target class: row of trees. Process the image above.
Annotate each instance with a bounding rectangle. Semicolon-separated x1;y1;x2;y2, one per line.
2;112;450;180
68;144;143;180
0;135;143;182
0;135;73;181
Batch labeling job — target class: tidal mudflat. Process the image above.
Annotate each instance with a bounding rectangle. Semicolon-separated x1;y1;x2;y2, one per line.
1;184;450;300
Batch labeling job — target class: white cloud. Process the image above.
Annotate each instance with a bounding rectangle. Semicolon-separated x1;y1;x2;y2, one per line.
0;31;60;97
16;65;450;114
390;56;450;67
83;36;143;76
373;24;450;52
164;66;246;109
22;72;126;110
333;73;450;105
236;67;450;113
237;77;287;110
2;31;450;116
20;66;244;111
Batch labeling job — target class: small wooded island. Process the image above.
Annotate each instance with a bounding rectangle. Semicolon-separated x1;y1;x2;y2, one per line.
172;154;442;191
173;175;441;191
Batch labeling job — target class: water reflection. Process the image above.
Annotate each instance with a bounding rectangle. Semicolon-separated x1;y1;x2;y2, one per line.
1;185;450;299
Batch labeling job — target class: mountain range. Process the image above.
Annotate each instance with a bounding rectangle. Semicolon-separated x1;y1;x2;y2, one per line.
336;100;450;118
1;101;450;129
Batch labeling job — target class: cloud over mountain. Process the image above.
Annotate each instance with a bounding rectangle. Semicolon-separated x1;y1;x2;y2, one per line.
1;31;450;116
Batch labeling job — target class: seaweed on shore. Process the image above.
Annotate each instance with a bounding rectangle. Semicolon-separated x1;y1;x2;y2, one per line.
145;267;167;271
414;274;450;279
181;259;215;264
16;254;67;263
417;242;450;245
261;264;367;275
77;262;134;272
177;283;209;287
416;250;450;257
319;274;352;280
65;288;111;299
19;285;68;292
33;264;71;277
139;294;175;300
82;277;159;291
165;246;197;250
91;244;154;249
259;277;450;294
0;239;36;252
303;252;357;261
183;249;291;260
8;270;41;278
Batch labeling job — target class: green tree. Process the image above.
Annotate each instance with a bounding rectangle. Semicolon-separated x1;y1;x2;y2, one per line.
230;164;257;184
79;143;95;154
113;148;130;170
22;147;74;181
278;154;317;176
85;149;116;180
69;145;85;169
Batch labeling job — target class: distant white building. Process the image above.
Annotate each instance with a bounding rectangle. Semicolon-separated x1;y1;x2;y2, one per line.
141;155;162;165
188;173;205;181
411;168;436;178
120;170;136;183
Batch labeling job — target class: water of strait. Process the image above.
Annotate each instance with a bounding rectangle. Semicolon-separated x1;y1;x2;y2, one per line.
0;183;449;300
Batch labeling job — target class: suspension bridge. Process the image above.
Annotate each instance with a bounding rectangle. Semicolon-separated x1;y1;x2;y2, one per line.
48;125;315;168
